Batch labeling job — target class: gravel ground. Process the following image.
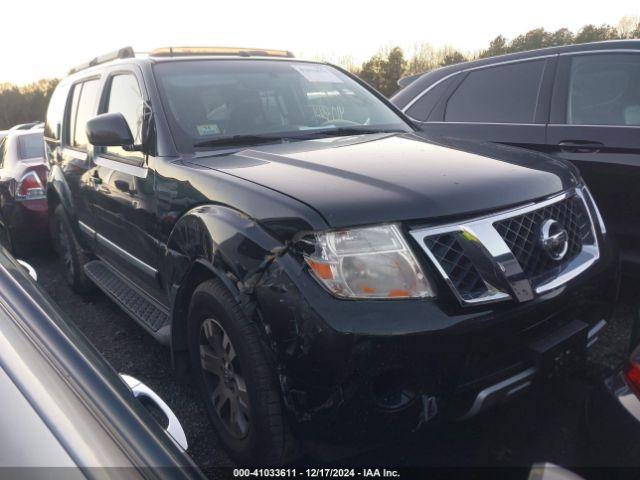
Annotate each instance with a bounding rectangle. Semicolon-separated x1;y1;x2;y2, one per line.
26;251;639;475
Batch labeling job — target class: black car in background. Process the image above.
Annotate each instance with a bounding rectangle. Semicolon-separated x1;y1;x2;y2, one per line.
0;246;199;476
0;128;49;254
391;40;640;273
45;46;617;465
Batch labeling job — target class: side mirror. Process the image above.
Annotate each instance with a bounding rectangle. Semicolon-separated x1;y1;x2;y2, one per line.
86;113;134;147
528;463;584;480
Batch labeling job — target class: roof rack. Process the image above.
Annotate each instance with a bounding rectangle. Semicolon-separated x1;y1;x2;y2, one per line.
69;47;135;74
149;46;295;58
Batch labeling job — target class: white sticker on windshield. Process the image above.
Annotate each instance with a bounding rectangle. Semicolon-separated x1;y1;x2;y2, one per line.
292;64;343;83
197;124;221;136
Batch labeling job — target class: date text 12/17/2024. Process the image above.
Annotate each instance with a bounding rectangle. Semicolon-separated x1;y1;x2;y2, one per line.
233;469;401;478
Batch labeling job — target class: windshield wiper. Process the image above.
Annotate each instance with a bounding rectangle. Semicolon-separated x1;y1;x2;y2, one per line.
294;127;406;139
193;128;406;149
193;134;286;149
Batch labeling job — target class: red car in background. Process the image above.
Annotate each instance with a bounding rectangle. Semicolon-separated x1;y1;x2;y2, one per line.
0;128;48;254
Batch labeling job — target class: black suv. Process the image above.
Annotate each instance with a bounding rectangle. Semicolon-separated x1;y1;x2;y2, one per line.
45;46;618;465
391;40;640;274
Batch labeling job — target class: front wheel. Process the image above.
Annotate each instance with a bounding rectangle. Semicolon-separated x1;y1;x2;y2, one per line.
188;278;297;465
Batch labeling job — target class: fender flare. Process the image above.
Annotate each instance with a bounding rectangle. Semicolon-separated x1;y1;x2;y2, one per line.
47;165;94;250
47;165;75;213
47;164;79;225
164;204;284;365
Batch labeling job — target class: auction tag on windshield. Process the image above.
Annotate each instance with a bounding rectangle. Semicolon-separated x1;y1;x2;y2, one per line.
292;64;343;83
197;124;221;136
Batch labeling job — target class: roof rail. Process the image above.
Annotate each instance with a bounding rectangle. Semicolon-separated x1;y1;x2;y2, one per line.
149;46;295;59
69;47;135;74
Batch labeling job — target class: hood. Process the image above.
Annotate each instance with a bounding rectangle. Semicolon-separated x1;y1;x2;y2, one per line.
187;133;577;228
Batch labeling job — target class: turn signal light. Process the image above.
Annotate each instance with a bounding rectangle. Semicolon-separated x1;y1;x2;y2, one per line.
306;259;334;280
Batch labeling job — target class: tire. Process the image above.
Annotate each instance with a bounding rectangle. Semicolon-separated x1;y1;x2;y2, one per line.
188;278;298;466
52;205;93;293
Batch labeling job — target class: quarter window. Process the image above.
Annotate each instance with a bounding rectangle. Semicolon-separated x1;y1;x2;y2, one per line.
445;60;545;123
69;79;100;149
567;54;640;126
45;83;71;141
104;74;144;161
406;75;456;121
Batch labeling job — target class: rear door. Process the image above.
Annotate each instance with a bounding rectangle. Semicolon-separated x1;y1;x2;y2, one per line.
408;57;556;153
59;77;102;239
546;52;640;265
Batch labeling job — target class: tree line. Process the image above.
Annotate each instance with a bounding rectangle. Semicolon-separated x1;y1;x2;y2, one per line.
353;15;640;96
0;79;58;130
1;15;639;129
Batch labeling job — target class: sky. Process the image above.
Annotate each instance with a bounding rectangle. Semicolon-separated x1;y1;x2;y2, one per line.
1;0;638;85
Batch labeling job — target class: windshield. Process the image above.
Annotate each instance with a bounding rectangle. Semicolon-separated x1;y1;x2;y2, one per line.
153;60;412;151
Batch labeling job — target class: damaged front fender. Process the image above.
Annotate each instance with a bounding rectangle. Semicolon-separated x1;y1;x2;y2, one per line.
164;204;289;367
163;204;430;436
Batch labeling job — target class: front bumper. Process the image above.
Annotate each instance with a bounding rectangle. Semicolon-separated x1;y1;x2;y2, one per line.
255;229;619;440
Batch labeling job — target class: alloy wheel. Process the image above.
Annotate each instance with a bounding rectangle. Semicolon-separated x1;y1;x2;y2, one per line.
199;318;251;439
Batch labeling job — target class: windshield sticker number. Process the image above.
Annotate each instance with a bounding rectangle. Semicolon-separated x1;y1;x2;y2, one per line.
292;64;343;83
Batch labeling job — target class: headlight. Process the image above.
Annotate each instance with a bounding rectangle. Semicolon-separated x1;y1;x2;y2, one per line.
302;224;435;299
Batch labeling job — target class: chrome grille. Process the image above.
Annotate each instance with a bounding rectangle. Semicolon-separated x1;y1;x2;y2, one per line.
410;188;599;306
493;196;593;285
424;234;487;301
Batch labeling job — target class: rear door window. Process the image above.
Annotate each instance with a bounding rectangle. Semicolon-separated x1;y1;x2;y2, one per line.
68;79;100;150
444;60;546;123
567;53;640;126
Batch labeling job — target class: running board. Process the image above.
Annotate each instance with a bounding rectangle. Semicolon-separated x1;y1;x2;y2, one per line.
84;260;170;344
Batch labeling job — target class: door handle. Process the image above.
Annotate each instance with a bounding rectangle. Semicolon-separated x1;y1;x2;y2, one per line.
119;374;188;450
89;175;102;186
558;141;604;153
